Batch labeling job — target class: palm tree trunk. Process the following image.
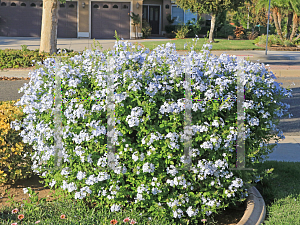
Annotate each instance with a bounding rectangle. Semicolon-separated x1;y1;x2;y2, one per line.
39;0;59;55
277;9;282;32
272;7;284;41
290;13;299;42
209;13;216;43
286;11;293;40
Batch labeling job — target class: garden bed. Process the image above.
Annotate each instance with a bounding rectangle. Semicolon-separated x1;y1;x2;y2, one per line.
255;43;300;51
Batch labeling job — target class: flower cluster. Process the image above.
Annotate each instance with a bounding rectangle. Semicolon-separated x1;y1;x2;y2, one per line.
10;37;292;223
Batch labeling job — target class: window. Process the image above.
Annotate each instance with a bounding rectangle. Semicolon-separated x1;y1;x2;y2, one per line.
11;2;17;6
30;3;36;7
103;4;108;8
123;4;128;9
1;2;6;6
171;5;197;25
21;2;26;6
69;3;74;8
93;4;99;8
113;4;118;8
60;4;65;7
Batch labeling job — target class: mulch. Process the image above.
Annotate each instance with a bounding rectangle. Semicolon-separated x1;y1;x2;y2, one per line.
0;76;30;81
255;43;300;51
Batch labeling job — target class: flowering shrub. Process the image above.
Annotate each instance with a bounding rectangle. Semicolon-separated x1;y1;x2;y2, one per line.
10;36;292;223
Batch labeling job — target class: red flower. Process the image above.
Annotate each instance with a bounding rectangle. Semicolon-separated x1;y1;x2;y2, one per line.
123;217;130;222
18;214;24;220
110;219;118;224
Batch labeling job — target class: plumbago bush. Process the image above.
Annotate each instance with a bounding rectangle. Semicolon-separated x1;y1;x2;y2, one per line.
10;37;292;224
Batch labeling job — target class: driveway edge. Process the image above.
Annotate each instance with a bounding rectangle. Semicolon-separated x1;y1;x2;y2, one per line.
237;185;266;225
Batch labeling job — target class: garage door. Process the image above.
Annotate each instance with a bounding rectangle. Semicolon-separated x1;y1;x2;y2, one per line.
57;1;77;38
91;2;130;39
0;0;77;38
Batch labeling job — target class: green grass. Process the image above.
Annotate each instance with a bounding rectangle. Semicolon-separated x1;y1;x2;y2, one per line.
253;160;300;224
126;38;265;51
0;160;299;224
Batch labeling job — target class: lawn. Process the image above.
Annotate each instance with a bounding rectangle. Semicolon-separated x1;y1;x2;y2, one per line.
126;38;265;52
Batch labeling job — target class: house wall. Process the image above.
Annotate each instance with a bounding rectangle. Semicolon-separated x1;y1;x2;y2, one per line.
143;0;171;36
162;0;171;35
78;0;142;39
79;0;89;34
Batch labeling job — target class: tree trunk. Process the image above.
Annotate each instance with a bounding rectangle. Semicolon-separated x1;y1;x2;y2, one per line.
209;13;216;43
290;13;299;42
39;0;59;55
272;7;284;41
277;8;282;32
286;11;293;40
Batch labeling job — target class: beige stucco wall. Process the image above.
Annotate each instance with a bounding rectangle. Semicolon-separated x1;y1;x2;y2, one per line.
132;0;143;36
162;0;171;34
78;0;142;39
143;0;171;35
77;0;208;38
78;0;89;33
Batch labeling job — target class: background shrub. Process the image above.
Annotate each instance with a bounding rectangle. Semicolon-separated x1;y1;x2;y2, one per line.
0;48;81;70
0;100;34;185
185;18;203;38
217;23;236;38
253;34;285;46
247;31;259;40
142;18;152;39
172;24;190;39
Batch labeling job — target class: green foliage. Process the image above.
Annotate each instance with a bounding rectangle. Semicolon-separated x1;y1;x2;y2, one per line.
172;24;190;39
174;0;244;16
0;47;82;70
21;45;29;52
217;23;236;38
0;100;34;185
246;30;260;40
185;17;204;38
11;35;292;224
215;10;228;33
253;34;286;46
142;18;152;39
166;13;175;25
165;25;179;34
129;12;141;26
283;39;296;47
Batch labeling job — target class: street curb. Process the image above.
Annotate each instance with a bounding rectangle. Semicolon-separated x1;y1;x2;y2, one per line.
237;186;266;225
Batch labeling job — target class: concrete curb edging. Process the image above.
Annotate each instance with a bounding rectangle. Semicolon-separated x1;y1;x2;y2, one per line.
237;185;266;225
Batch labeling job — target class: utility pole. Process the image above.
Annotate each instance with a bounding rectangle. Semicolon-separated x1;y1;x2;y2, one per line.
265;0;271;55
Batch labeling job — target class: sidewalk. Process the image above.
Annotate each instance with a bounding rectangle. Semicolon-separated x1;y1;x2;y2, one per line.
262;136;300;163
